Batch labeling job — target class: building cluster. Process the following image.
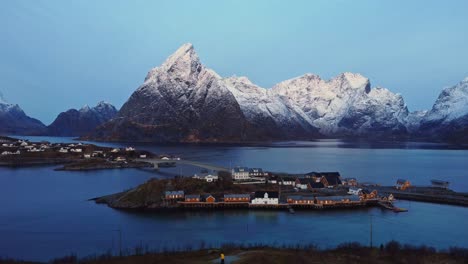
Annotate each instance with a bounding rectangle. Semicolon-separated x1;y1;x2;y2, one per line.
231;167;268;181
0;139;147;163
164;187;378;207
165;190;281;205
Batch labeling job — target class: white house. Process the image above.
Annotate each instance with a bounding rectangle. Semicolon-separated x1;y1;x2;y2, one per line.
251;191;279;205
193;173;219;182
111;148;120;153
59;148;69;153
139;154;147;159
125;147;135;152
70;148;82;153
348;187;362;195
83;154;91;159
232;167;250;181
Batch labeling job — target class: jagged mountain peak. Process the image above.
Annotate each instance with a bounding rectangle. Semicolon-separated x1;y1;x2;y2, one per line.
145;43;201;82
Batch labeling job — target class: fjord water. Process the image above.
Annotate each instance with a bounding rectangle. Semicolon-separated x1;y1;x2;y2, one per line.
1;137;468;261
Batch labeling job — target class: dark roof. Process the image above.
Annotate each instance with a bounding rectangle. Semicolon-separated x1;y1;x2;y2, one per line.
233;167;249;173
296;178;324;188
321;172;342;185
305;172;342;185
297;178;316;184
316;195;360;202
201;194;215;200
288;195;315;201
281;176;297;181
310;182;325;188
165;190;184;196
185;194;200;199
224;194;251;199
249;168;264;173
254;191;279;198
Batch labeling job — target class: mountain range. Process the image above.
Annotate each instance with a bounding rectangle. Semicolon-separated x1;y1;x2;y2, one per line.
85;43;468;143
46;102;118;136
2;43;468;143
0;95;117;137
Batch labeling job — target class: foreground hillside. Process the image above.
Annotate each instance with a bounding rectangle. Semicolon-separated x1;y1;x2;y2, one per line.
3;243;467;264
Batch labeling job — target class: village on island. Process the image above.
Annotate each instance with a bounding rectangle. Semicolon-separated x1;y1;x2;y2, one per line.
163;167;406;212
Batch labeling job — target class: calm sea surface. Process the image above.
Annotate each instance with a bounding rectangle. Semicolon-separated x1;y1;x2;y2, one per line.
1;137;467;261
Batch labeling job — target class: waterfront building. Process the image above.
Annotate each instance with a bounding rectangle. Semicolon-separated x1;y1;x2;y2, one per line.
251;191;279;205
288;195;361;205
185;194;200;202
348;187;362;195
231;167;250;181
202;194;216;203
165;190;185;200
224;194;250;203
396;179;411;190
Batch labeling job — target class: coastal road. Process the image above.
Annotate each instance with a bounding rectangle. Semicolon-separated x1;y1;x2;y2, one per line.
136;158;230;172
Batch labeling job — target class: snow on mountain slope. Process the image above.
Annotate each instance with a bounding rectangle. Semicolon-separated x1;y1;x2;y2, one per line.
423;77;468;124
223;76;316;134
271;73;409;136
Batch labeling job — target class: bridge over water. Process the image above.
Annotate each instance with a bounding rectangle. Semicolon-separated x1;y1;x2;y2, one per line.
136;158;230;172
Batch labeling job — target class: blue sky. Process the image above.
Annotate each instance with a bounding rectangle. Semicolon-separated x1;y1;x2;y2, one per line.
1;0;467;124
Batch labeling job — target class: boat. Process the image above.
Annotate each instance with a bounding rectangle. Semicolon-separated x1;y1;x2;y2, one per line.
393;207;408;213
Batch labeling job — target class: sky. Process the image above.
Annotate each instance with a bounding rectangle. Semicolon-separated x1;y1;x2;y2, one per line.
0;0;467;124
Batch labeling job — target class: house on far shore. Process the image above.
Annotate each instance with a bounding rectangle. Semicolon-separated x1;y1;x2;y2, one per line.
251;191;279;205
396;179;411;190
165;190;184;200
267;175;278;184
343;178;358;186
279;176;297;186
224;194;250;203
231;167;250;181
185;194;200;202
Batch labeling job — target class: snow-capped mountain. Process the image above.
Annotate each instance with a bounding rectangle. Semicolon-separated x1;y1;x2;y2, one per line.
0;91;46;135
87;43;465;143
47;101;117;136
270;73;409;137
418;78;468;142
